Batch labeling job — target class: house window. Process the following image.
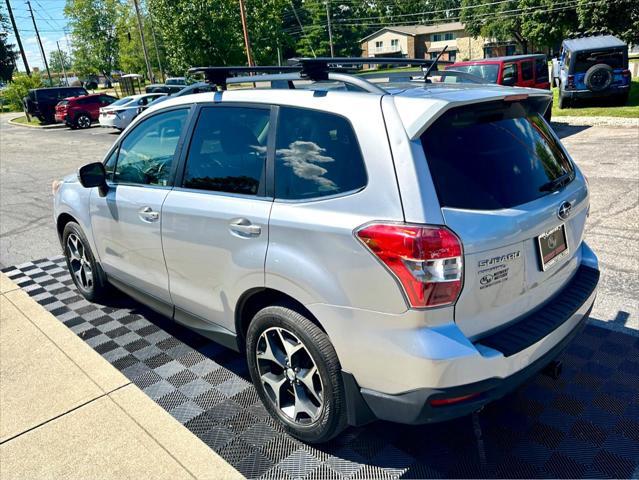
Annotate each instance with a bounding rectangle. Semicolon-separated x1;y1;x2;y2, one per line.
430;52;439;59
391;39;399;49
375;41;383;50
444;33;456;41
432;34;442;42
449;51;457;62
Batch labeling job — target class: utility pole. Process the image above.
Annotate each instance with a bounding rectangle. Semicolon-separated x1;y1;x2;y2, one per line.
147;12;164;83
26;1;51;82
238;0;253;66
56;41;68;85
132;0;154;83
6;0;30;75
325;1;334;57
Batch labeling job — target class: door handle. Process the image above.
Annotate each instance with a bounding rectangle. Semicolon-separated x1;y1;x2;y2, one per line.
229;218;261;237
138;206;160;222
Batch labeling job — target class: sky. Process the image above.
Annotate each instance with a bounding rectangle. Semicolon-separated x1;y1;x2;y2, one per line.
4;0;70;72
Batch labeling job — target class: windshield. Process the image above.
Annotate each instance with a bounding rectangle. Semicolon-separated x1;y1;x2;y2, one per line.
574;49;625;72
111;96;134;107
421;100;573;210
450;64;500;83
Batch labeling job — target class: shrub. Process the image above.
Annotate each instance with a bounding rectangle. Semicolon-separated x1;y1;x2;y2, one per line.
0;73;43;111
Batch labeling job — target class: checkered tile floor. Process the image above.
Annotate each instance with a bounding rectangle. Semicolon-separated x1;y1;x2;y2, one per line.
3;256;638;479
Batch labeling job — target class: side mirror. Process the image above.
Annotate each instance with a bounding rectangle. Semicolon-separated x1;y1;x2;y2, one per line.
78;162;108;197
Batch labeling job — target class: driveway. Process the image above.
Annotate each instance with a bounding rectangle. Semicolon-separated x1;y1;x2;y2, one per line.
0;114;637;333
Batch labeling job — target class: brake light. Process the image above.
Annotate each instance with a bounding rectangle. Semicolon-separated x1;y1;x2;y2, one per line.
356;223;463;308
621;69;630;78
566;75;575;90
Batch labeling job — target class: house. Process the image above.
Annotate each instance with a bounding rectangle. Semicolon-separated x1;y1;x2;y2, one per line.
360;22;519;62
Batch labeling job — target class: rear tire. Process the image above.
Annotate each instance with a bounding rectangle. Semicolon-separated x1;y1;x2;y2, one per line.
75;113;91;129
246;305;347;444
62;221;112;302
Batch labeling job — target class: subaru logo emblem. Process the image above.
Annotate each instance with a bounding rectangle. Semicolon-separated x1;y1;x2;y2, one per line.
558;201;572;220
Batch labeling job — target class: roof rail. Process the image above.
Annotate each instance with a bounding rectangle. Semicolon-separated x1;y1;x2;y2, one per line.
188;57;449;92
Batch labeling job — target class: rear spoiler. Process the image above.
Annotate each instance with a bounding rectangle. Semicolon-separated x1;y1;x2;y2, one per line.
395;91;553;140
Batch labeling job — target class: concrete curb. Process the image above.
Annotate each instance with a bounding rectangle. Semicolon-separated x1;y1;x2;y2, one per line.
0;272;242;480
552;115;639;127
7;115;66;129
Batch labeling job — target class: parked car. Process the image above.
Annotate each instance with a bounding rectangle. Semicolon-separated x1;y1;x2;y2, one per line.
165;77;186;86
55;93;118;129
552;35;631;108
145;83;185;95
448;54;552;119
53;62;598;444
147;81;216;107
98;93;166;131
23;86;88;124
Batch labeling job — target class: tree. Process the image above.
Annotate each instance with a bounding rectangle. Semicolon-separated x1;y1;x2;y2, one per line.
49;49;72;73
0;9;17;81
146;0;244;73
65;0;120;77
1;72;42;110
576;0;638;46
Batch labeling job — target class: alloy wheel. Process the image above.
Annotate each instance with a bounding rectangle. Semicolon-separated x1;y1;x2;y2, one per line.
66;233;93;290
77;115;91;129
256;327;324;424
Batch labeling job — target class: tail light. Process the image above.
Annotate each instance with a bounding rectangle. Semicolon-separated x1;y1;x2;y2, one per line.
356;223;463;308
566;75;575;90
621;69;631;78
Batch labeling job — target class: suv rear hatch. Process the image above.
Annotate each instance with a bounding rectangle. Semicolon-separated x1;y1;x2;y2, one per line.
420;98;589;339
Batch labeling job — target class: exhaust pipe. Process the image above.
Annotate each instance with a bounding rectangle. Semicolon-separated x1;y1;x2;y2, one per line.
542;360;563;380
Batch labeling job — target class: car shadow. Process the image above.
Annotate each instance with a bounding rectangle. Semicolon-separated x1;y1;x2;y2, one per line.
550;122;591;139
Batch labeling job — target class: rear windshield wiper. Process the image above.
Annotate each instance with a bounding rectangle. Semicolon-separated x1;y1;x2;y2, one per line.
539;171;574;192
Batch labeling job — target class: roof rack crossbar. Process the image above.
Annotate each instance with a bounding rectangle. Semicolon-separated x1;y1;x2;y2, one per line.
189;57;450;92
188;66;299;88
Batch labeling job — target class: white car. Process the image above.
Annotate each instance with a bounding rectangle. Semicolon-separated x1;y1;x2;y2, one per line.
99;93;166;131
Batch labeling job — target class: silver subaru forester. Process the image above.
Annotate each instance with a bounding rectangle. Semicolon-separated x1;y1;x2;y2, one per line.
53;61;599;443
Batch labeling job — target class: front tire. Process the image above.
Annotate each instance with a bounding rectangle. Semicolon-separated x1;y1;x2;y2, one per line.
62;221;111;302
246;305;347;443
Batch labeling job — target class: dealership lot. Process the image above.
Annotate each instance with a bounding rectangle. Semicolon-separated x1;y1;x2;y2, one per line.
0;114;638;477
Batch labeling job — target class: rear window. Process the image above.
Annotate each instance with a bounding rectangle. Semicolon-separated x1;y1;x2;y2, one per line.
450;64;499;83
421;100;574;210
574;49;625;72
111;96;133;107
57;100;69;107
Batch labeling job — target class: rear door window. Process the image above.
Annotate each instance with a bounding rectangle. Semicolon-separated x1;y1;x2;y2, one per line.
535;57;549;82
421;100;573;210
521;61;534;81
183;106;270;196
274;107;367;200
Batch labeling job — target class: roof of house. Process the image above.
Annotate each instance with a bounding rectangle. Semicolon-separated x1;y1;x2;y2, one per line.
360;22;465;43
562;35;626;51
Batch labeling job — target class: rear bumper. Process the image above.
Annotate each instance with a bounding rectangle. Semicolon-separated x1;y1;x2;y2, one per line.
341;245;599;426
564;84;630;99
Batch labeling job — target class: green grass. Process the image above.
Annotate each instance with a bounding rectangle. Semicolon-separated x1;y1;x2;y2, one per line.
552;79;639;117
11;115;43;126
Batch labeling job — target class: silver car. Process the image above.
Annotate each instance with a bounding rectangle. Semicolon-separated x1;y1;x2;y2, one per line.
53;66;599;444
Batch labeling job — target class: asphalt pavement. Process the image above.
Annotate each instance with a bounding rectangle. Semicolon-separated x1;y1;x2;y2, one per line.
0;113;637;333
